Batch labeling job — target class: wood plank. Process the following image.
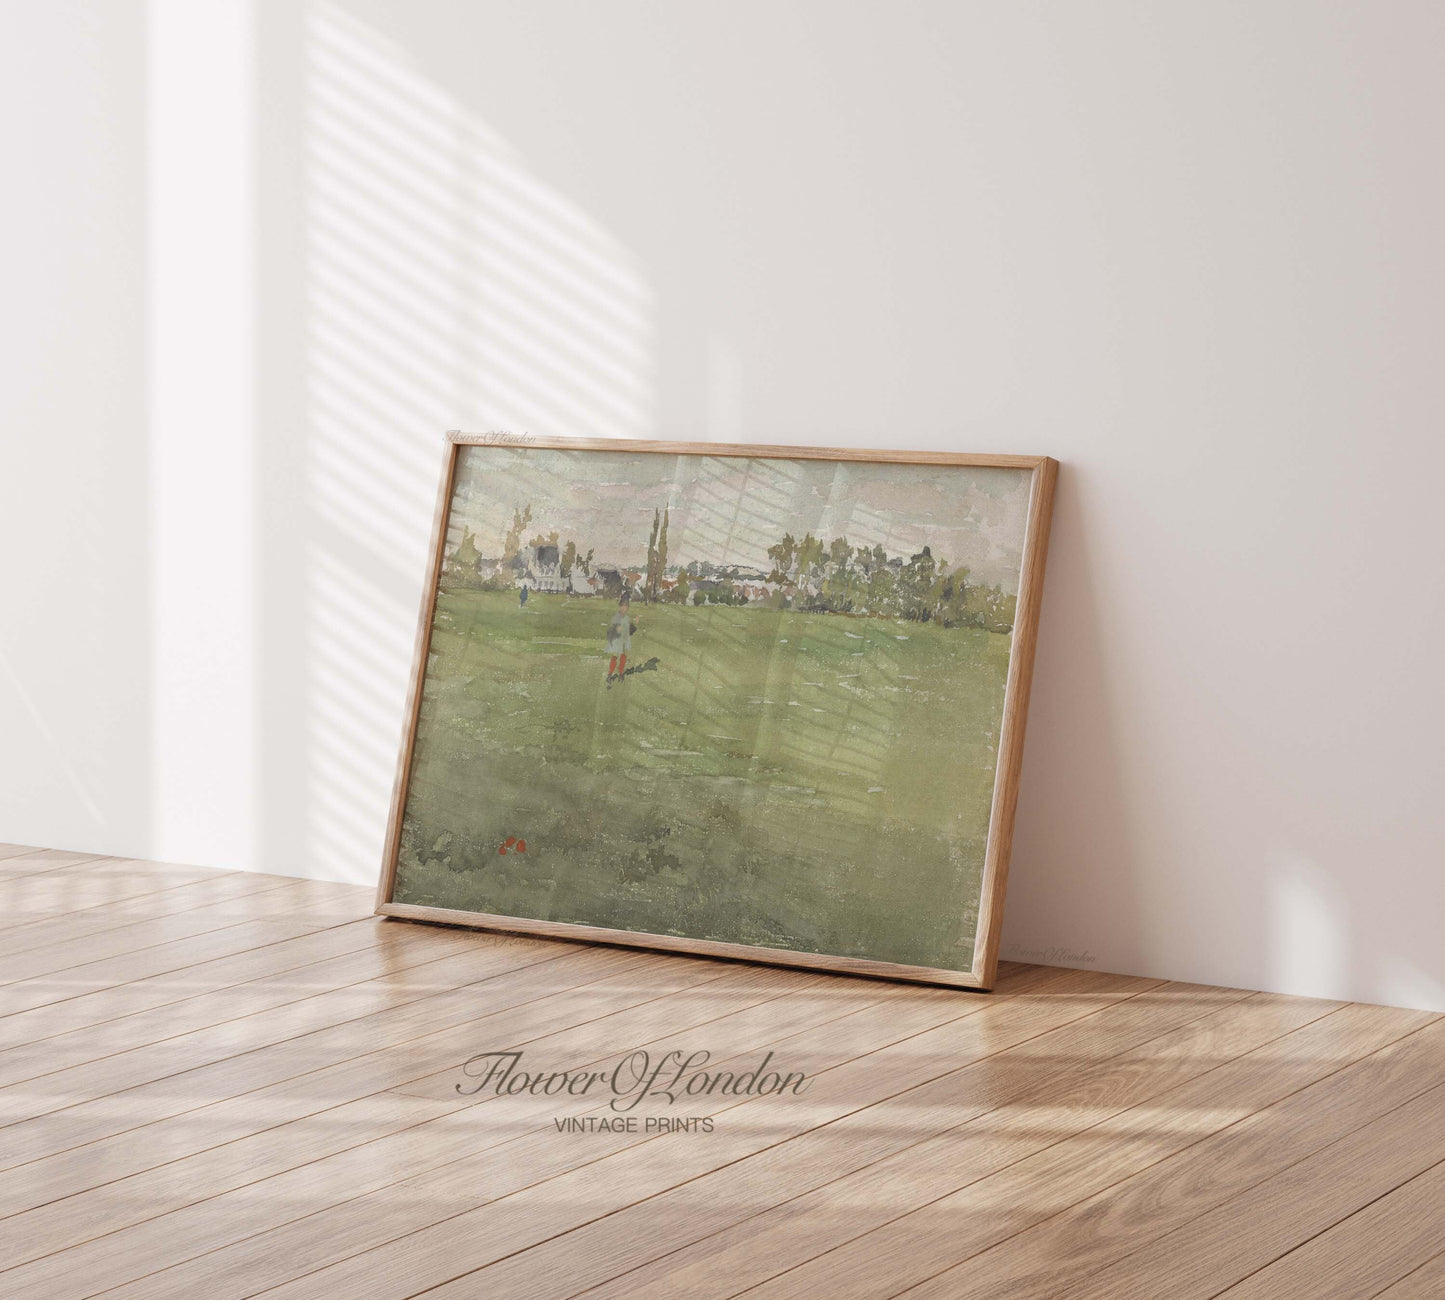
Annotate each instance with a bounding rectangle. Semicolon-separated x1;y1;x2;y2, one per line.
0;947;719;1273
886;1010;1445;1300
2;855;1440;1300
419;977;1254;1300
7;961;831;1297
0;914;402;1051
735;1000;1436;1300
193;968;1158;1300
0;868;326;960
0;919;478;1089
0;843;44;860
0;858;235;932
0;929;561;1127
0;880;372;1017
31;962;1012;1300
0;848;112;879
1064;1087;1445;1299
0;874;373;984
0;934;599;1182
1375;1251;1445;1298
573;988;1339;1300
1214;1159;1445;1299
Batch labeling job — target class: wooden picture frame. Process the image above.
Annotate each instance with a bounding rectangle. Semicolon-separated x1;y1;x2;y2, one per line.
377;434;1057;990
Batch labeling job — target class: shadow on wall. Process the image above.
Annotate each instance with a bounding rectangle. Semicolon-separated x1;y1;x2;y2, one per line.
256;1;656;884
1000;469;1145;979
1003;468;1444;1011
1001;469;1323;1001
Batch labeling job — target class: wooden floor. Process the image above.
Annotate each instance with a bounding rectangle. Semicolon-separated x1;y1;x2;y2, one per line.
1;849;1443;1300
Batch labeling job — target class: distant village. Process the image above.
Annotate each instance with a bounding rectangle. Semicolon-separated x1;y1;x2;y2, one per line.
444;504;1018;633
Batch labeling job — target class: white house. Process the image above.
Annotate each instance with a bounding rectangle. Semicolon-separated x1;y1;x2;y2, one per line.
515;543;567;594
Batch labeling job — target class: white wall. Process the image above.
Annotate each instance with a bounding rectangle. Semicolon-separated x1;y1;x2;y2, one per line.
3;0;1443;1010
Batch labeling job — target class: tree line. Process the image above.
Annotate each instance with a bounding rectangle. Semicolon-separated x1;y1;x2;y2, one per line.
762;532;1016;632
445;505;1016;633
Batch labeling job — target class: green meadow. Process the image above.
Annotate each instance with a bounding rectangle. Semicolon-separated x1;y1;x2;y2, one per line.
392;588;1012;971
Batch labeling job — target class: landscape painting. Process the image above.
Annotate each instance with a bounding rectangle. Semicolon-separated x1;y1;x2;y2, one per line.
380;437;1055;987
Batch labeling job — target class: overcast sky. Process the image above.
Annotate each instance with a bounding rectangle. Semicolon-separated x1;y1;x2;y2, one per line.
447;446;1032;591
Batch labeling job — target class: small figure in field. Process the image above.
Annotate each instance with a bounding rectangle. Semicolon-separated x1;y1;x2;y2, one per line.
605;590;636;688
519;583;529;607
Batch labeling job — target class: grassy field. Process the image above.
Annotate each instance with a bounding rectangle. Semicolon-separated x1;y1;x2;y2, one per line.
392;588;1012;971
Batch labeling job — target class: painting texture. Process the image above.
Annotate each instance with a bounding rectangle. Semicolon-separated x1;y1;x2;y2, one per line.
392;447;1032;972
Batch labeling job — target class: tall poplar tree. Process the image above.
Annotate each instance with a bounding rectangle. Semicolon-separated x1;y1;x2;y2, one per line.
644;509;661;602
654;508;669;600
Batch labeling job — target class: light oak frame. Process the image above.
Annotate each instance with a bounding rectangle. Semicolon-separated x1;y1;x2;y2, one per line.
377;433;1057;990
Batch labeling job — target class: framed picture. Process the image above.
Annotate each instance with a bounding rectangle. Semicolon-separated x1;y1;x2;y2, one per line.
377;434;1056;990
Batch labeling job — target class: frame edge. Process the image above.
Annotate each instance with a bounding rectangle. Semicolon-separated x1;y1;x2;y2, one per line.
449;432;1048;471
378;900;990;989
970;456;1059;987
376;436;1058;992
374;435;461;914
